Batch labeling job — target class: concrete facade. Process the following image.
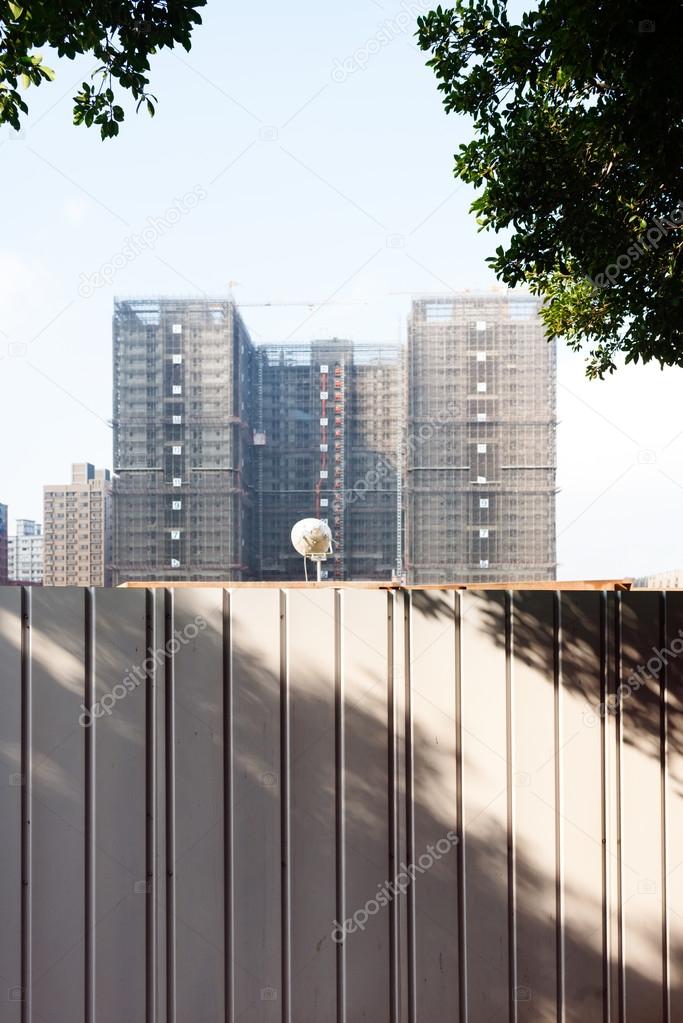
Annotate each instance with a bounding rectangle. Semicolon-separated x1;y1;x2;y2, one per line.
8;519;43;585
43;464;112;586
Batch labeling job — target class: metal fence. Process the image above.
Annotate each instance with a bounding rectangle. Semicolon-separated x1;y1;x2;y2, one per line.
0;586;682;1022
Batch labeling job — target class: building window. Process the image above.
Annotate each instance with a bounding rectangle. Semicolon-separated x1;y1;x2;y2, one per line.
476;320;487;331
479;529;489;538
320;417;328;426
172;500;182;510
477;382;487;393
172;478;182;487
480;498;489;509
320;364;328;373
477;444;487;454
320;498;328;507
320;470;328;479
172;385;182;395
477;475;486;484
172;415;182;425
476;351;486;361
477;412;487;422
480;559;489;568
172;324;182;334
172;354;182;364
172;445;182;455
171;530;180;540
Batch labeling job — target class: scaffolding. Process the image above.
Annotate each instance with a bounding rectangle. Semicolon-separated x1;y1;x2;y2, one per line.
111;293;556;585
405;293;557;583
112;298;255;584
255;341;403;582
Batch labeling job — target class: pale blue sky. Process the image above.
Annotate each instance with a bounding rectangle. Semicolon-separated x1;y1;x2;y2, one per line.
1;0;682;579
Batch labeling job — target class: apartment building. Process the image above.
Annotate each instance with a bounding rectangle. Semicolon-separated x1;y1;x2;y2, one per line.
406;293;557;583
255;341;402;581
8;519;43;584
43;464;113;586
112;298;255;584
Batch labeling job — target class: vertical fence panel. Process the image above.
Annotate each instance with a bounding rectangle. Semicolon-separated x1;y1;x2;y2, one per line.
459;590;510;1023
512;592;558;1022
559;592;607;1023
0;588;22;1018
171;588;225;1023
342;590;392;1023
31;588;86;1023
287;589;338;1023
92;588;147;1023
231;588;283;1022
620;592;664;1022
408;590;460;1022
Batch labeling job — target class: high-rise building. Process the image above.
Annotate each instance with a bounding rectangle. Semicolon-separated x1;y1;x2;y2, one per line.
8;519;43;585
255;341;403;580
111;293;556;585
405;293;557;583
0;503;7;585
112;298;255;584
43;464;113;586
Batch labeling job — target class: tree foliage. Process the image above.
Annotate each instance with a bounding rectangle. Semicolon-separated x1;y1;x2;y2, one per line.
417;1;683;377
0;0;205;139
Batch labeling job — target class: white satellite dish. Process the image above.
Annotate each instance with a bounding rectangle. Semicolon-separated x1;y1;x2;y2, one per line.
291;518;332;582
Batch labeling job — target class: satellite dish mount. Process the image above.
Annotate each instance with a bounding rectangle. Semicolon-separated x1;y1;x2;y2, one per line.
290;518;333;583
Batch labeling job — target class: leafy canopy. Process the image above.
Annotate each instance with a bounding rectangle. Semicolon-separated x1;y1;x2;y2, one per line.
0;0;206;139
417;1;683;377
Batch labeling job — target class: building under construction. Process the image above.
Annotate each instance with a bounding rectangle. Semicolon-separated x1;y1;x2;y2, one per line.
111;293;556;584
255;341;403;581
112;298;255;584
406;293;557;583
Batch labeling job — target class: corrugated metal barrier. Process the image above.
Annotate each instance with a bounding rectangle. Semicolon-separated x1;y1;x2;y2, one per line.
0;586;682;1022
